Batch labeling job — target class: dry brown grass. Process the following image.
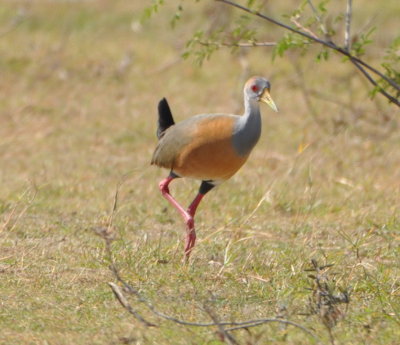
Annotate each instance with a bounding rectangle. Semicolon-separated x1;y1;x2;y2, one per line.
0;1;399;344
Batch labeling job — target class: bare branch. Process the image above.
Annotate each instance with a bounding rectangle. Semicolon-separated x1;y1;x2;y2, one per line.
203;304;241;345
306;0;329;36
348;57;399;105
304;259;351;345
215;0;400;106
225;318;318;339
108;268;320;339
94;181;155;327
105;237;319;340
290;16;319;40
196;39;276;48
102;184;318;342
345;0;353;51
108;282;157;327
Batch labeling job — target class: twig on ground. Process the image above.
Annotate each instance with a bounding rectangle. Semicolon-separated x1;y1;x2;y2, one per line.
101;183;319;342
203;303;241;345
105;238;319;339
225;318;318;339
108;282;157;327
108;268;320;339
304;259;351;345
95;181;155;327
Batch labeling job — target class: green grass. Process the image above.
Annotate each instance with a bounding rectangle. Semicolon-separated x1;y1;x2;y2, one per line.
0;1;399;344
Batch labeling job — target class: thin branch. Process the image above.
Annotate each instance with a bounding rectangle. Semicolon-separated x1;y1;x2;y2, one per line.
196;39;276;48
108;267;320;339
345;0;353;51
103;227;318;339
106;243;319;339
215;0;400;106
203;304;241;345
102;183;318;342
108;282;157;327
225;318;318;339
340;50;400;94
290;16;319;40
96;182;155;327
216;0;329;45
349;57;399;105
306;0;329;36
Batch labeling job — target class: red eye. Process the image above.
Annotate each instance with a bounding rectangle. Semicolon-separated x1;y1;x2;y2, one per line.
251;84;259;92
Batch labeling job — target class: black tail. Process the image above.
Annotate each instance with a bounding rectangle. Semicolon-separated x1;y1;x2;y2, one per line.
157;98;175;139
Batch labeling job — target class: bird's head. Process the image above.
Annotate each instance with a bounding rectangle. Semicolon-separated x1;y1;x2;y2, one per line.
245;76;278;112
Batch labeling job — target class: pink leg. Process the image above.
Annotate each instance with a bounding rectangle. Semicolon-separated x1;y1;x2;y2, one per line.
184;193;205;256
159;176;191;223
187;193;205;218
159;176;196;258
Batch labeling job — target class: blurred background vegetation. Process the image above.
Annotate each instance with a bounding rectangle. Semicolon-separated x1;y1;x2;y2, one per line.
0;1;399;344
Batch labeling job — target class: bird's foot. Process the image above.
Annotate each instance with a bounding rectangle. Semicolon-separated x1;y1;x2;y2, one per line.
184;218;196;259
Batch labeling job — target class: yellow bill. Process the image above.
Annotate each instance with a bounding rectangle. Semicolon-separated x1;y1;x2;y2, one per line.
259;88;278;112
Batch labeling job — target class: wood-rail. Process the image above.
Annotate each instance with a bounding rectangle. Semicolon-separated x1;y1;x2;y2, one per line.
151;76;278;259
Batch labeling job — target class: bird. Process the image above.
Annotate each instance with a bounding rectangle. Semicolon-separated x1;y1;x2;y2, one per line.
151;76;278;259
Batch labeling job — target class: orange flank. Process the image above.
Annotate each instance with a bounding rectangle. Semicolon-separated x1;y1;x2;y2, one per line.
172;116;249;181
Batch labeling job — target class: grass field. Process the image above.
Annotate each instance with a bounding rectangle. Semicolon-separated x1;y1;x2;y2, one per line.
0;1;399;344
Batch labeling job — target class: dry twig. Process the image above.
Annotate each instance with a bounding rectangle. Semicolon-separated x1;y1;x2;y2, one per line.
203;303;241;345
101;183;319;343
108;282;157;328
304;259;351;345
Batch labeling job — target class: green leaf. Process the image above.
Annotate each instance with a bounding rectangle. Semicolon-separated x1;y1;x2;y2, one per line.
170;4;183;29
318;0;329;14
181;51;191;60
316;49;330;62
247;0;256;8
351;27;376;57
141;0;165;23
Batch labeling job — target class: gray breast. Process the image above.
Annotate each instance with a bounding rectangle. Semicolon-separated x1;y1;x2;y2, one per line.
231;110;262;156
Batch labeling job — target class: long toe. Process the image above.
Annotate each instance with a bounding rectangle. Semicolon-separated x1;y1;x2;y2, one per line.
184;227;196;258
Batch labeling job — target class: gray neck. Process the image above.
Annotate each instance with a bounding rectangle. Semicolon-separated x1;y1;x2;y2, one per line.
232;97;262;156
